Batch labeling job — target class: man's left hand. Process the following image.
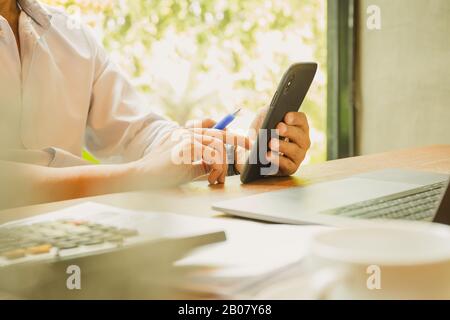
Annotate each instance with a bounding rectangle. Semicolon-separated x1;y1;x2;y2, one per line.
268;111;311;176
235;108;311;176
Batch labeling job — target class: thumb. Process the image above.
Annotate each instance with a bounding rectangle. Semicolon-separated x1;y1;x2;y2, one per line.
249;107;269;140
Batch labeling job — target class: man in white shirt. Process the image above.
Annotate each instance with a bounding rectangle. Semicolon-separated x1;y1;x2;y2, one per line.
0;0;311;208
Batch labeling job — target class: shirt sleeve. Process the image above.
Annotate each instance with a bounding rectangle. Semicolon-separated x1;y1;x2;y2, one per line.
83;28;179;164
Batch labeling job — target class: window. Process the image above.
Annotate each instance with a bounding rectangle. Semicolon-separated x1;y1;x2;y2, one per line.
44;0;327;164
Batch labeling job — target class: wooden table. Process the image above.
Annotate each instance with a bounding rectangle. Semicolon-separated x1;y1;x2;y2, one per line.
0;145;449;299
1;144;449;224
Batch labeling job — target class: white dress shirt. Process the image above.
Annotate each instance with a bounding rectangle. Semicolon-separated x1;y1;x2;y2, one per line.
0;0;178;167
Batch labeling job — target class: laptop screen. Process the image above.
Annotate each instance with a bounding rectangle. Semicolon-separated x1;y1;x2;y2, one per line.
434;178;450;225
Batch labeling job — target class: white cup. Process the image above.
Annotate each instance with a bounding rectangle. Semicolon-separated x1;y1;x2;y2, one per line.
254;222;450;299
308;223;450;299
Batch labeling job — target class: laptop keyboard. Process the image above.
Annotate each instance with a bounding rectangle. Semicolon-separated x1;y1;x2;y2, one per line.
321;182;446;221
0;219;138;261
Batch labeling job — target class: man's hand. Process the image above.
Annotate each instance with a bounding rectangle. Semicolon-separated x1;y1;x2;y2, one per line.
268;110;311;176
236;108;311;176
184;119;250;184
190;108;311;179
136;126;249;186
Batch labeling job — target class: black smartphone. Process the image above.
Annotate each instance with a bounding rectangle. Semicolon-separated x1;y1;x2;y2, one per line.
240;62;318;184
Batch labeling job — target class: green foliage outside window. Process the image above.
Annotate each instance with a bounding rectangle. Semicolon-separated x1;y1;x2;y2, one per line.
43;0;326;164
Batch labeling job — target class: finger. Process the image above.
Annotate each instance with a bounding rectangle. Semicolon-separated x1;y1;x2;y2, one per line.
207;163;227;185
190;142;223;184
192;133;222;149
269;138;305;165
192;133;214;145
185;136;227;169
190;128;249;149
284;112;309;134
185;118;216;129
192;134;227;165
218;166;227;184
174;140;207;181
212;153;228;184
190;160;209;180
276;122;311;150
200;144;227;184
267;151;297;176
249;107;269;132
189;128;250;150
181;138;219;163
177;140;224;184
208;167;222;184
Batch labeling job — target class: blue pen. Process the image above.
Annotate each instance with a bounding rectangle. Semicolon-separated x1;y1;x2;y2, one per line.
213;108;241;130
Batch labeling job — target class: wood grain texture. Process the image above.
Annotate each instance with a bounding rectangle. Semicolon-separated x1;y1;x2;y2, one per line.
1;145;449;224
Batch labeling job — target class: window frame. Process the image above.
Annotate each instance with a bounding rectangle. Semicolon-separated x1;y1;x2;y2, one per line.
327;0;356;160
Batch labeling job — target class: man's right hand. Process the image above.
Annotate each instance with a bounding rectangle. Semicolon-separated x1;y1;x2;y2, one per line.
133;125;249;187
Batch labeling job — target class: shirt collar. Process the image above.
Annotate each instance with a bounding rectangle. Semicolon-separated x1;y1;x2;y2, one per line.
17;0;52;30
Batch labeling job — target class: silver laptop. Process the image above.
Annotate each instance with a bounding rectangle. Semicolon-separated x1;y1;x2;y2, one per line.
212;169;450;227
